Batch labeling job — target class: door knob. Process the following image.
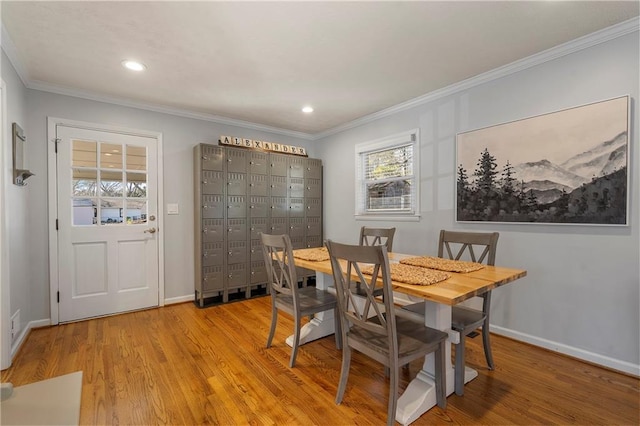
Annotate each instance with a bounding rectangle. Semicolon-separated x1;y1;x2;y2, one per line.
144;227;157;234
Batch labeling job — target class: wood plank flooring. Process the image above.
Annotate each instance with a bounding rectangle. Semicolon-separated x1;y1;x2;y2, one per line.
2;297;638;425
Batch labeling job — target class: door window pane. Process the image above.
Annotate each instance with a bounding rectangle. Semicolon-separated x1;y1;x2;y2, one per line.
100;143;123;169
72;140;97;168
69;137;152;227
100;198;123;225
73;198;97;225
125;200;147;224
73;169;97;196
126;172;147;197
127;145;146;171
101;170;123;196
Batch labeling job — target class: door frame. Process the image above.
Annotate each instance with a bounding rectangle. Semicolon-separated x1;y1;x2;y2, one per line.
47;117;165;325
1;79;11;369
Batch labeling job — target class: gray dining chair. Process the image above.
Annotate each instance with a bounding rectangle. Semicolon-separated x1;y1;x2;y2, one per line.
356;226;396;297
326;240;447;426
359;226;396;251
261;233;341;368
400;230;499;396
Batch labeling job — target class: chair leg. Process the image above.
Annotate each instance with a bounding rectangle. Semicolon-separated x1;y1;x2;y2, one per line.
482;322;494;370
333;312;342;350
335;346;351;404
266;302;277;348
290;314;301;368
435;341;446;409
454;334;466;396
387;364;399;426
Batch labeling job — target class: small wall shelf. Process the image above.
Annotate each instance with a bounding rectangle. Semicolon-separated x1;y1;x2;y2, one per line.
12;123;34;186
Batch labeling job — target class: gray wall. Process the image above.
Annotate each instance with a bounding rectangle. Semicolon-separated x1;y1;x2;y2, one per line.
2;51;313;337
2;49;31;350
316;32;639;373
25;91;313;308
3;30;638;375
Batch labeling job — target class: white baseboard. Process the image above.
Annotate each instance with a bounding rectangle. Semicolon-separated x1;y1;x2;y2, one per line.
11;319;50;360
491;325;640;377
9;298;192;362
164;294;194;305
393;290;639;376
12;307;637;378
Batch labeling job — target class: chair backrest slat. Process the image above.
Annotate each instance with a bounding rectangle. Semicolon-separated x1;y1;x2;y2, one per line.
261;233;298;300
359;227;396;252
327;241;396;341
438;230;499;310
438;230;498;266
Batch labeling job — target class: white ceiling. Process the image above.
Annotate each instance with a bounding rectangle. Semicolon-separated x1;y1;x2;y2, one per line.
2;1;638;137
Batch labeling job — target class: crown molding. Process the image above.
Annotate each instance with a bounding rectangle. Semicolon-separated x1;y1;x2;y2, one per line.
26;79;314;140
1;24;29;87
313;17;640;140
1;18;313;140
3;17;638;142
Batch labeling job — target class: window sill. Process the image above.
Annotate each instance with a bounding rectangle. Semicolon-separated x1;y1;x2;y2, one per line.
354;214;421;222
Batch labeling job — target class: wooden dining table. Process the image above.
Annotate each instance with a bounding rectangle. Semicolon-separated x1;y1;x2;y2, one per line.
290;249;527;426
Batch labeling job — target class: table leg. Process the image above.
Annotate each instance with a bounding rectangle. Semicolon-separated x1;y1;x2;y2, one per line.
285;272;336;347
395;300;477;425
284;274;479;425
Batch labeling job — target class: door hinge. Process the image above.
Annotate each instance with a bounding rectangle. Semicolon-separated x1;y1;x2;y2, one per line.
57;291;60;303
56;219;59;230
54;138;60;154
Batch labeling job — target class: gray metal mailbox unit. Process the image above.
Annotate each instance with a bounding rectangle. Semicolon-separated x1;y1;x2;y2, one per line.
194;143;323;307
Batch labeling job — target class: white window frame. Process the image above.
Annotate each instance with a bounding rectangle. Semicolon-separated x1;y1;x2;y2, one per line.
354;129;420;222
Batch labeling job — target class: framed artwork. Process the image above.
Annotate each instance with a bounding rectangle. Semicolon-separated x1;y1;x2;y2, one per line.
456;95;630;225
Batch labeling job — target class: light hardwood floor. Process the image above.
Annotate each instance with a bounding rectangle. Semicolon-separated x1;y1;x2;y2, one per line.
2;297;638;425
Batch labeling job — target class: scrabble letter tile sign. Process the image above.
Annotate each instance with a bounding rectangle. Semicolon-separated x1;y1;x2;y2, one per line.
219;135;307;157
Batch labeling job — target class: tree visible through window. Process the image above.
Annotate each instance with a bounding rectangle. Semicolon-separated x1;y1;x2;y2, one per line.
71;140;148;225
364;145;413;211
355;129;419;217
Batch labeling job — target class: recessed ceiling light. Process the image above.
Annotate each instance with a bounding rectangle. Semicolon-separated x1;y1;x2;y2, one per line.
122;60;146;71
302;106;314;113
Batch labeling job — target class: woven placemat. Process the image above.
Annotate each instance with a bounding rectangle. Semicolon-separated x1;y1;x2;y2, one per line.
361;263;450;286
399;256;485;273
293;247;330;262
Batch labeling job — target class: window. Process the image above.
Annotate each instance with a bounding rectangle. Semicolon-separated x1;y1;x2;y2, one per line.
355;129;420;220
71;139;148;226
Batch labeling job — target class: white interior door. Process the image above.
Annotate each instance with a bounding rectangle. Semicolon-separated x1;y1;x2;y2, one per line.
56;125;159;322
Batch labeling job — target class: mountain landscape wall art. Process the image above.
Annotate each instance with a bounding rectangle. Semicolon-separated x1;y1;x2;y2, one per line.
456;96;629;225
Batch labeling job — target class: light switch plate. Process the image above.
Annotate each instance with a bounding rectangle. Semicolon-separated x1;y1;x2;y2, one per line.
167;203;179;215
